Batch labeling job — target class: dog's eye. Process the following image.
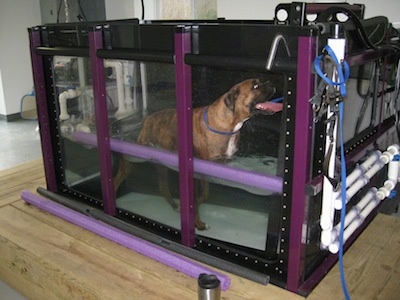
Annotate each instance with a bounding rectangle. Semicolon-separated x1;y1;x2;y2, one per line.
253;84;259;90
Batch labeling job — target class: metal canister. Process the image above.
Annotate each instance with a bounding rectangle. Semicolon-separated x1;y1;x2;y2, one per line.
198;273;221;300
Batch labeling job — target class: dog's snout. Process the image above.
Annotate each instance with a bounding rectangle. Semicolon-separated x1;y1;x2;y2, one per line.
256;81;275;96
259;81;274;89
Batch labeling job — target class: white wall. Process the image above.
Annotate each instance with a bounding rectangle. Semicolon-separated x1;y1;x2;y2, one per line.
0;70;5;115
217;0;275;20
217;0;400;23
361;0;399;21
0;0;41;118
105;0;135;20
104;0;159;20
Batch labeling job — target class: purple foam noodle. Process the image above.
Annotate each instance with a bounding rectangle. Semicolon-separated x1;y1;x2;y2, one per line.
193;159;283;194
20;190;231;290
73;131;283;194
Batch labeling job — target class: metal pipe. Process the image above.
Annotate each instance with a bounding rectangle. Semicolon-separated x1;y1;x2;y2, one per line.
265;34;291;71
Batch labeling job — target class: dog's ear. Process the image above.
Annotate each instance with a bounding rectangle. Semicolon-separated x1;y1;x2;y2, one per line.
224;87;239;112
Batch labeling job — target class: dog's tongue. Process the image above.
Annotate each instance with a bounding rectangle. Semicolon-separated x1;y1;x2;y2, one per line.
255;101;283;113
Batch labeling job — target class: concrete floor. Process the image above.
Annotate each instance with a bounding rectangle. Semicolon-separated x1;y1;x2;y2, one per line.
0;119;40;299
0;119;42;170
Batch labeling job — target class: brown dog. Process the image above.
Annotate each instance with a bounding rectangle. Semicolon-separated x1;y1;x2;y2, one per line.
113;78;283;230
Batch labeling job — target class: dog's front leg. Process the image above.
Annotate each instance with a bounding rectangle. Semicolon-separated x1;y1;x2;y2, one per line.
156;165;180;212
195;179;209;204
195;200;210;230
194;179;210;230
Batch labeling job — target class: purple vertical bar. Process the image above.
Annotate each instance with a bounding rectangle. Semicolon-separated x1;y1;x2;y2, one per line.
286;36;316;292
28;28;57;192
175;26;195;247
88;27;116;215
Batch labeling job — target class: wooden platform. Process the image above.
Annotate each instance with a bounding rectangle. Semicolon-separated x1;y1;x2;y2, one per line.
0;160;399;299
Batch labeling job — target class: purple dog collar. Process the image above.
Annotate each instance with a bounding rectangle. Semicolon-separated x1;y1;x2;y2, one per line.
203;107;240;136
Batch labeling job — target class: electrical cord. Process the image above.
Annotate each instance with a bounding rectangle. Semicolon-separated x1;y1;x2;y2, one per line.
316;6;388;50
355;62;377;135
338;101;351;300
57;0;62;23
394;60;400;143
314;45;350;97
141;0;145;20
77;0;87;21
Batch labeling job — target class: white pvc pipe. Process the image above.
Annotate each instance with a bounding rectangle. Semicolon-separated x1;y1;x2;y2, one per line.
332;188;376;239
132;62;139;111
77;57;87;113
334;157;384;209
320;185;338;248
335;151;379;208
140;62;148;115
329;197;379;253
123;61;134;112
348;188;375;229
376;158;400;199
104;60;126;120
345;165;363;189
342;176;368;206
388;155;400;181
380;144;400;164
59;89;79;121
319;36;346;249
377;181;395;200
375;146;400;200
364;159;385;181
329;144;400;252
335;147;399;208
345;151;380;187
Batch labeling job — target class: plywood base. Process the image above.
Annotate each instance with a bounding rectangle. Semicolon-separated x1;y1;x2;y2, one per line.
308;213;400;300
1;160;400;299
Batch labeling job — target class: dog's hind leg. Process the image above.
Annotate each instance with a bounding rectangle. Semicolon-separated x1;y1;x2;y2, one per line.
195;179;209;204
113;158;133;194
156;165;180;212
156;166;209;230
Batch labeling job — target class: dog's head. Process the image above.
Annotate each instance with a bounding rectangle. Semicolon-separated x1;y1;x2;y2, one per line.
224;79;283;120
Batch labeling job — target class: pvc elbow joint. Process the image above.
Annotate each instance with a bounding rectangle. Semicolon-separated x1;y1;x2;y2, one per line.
59;89;78;121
